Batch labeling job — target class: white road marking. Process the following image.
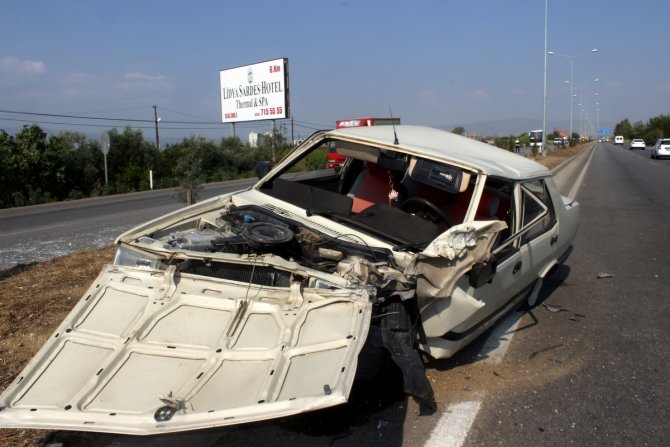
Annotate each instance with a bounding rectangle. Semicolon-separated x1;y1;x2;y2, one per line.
422;312;523;447
567;145;597;200
424;401;482;447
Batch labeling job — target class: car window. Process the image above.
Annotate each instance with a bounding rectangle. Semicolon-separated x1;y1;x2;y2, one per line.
481;178;516;258
520;179;555;243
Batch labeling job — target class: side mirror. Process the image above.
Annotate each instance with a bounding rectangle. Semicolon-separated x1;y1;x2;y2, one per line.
255;160;272;179
469;259;497;288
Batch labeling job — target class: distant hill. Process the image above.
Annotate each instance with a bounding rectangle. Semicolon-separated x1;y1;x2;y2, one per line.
437;117;572;137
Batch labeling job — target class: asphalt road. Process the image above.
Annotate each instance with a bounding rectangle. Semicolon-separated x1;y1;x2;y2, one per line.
4;146;670;446
465;142;670;446
0;177;256;270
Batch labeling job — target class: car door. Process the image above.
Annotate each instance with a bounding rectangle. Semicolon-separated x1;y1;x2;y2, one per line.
414;178;524;339
514;178;559;295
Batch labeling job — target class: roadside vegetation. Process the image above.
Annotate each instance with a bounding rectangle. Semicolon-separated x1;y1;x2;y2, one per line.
7;114;667;210
0;124;320;209
612;114;670;142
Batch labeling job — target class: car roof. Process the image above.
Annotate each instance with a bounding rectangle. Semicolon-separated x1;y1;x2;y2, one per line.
325;125;549;180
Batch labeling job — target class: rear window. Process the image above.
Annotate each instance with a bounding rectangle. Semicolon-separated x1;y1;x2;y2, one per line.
662;139;670;145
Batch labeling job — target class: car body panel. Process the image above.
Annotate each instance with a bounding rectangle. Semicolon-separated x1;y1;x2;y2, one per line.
0;125;579;434
0;264;373;434
652;138;670;158
322;126;549;180
630;139;645;150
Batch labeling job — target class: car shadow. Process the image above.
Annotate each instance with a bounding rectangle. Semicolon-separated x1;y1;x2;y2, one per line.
40;368;409;447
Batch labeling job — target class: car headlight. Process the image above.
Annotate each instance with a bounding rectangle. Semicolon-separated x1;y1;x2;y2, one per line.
113;246;163;270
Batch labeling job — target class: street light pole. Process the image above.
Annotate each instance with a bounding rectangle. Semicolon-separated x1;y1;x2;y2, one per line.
548;48;597;145
569;59;574;143
542;0;548;155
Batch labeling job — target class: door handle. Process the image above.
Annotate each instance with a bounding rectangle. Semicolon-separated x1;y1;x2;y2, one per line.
513;261;522;274
550;234;559;246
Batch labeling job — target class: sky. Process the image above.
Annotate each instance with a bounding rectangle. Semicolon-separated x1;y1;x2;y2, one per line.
1;0;668;143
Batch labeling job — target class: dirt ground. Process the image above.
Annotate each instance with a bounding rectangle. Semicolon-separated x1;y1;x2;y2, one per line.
0;144;590;447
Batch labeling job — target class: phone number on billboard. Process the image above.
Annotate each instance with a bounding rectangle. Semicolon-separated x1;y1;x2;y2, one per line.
257;106;284;117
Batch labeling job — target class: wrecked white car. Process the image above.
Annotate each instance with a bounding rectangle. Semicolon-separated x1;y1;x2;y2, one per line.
0;125;578;435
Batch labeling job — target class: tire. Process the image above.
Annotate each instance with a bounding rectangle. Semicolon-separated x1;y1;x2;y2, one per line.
355;298;416;381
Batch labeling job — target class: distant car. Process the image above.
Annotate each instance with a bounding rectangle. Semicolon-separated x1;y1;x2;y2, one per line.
630;139;646;150
614;136;624;145
651;138;670;159
553;137;564;146
0;125;580;435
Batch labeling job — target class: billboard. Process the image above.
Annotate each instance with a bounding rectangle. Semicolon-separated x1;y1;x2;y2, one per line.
219;58;290;123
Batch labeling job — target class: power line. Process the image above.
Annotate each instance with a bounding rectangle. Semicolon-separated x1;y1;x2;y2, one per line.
0;109;317;128
0;115;324;132
0;116;220;130
0;109;151;123
156;106;217;123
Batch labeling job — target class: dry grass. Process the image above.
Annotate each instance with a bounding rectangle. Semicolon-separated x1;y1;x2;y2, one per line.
0;143;590;446
534;143;589;171
0;246;115;447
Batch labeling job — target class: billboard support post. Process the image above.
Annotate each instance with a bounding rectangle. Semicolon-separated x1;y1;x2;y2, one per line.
272;119;276;163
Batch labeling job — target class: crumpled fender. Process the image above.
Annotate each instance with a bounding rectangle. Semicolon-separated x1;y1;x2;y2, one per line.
405;221;507;324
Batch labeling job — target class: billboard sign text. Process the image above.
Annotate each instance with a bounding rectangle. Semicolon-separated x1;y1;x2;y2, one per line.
219;58;289;123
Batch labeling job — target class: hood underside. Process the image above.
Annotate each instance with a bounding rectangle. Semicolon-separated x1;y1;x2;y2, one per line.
0;264;372;435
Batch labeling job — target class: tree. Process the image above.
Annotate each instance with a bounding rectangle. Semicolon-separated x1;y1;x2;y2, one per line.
646;114;670;142
107;127;157;193
12;125;50;205
0;130;18;207
174;143;203;206
451;126;466;135
613;118;633;139
55;132;104;198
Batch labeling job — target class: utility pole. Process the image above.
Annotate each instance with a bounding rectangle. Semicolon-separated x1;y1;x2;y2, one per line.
153;105;160;150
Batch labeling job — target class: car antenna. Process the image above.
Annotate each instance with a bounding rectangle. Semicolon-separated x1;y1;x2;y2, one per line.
389;106;399;145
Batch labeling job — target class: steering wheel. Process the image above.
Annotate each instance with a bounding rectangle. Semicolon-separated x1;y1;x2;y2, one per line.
400;197;449;225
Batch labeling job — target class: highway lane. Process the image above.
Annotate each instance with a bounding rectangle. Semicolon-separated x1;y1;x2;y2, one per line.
464;142;670;446
0;178;252;269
